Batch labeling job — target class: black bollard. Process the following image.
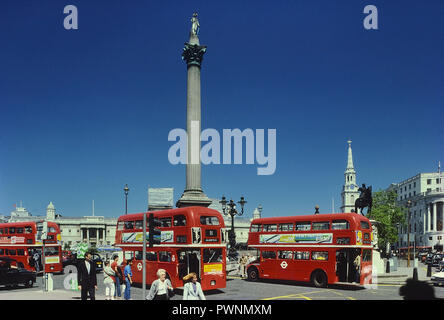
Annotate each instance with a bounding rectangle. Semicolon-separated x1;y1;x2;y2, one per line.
427;264;432;277
386;260;390;273
413;267;418;281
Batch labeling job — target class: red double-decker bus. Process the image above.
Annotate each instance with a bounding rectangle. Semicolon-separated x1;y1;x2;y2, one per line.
0;221;63;273
246;212;373;287
115;206;227;291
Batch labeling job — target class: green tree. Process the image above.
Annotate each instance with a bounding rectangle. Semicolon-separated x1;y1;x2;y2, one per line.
367;189;406;256
88;245;99;255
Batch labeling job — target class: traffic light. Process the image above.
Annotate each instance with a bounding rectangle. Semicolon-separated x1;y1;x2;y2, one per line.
148;213;162;247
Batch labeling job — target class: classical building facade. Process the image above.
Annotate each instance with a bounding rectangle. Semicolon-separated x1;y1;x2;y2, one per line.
390;165;444;251
341;140;360;213
8;202;117;250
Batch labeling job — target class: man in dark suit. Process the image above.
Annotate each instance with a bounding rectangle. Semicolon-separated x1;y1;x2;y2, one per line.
77;252;98;300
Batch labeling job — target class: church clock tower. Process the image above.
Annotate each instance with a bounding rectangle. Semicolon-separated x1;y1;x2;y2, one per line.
341;140;359;213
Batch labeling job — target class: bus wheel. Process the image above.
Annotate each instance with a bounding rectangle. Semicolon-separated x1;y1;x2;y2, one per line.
311;270;327;288
247;267;259;282
24;279;34;288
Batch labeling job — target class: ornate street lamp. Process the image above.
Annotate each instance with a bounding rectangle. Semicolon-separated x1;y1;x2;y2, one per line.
124;184;129;215
220;195;247;258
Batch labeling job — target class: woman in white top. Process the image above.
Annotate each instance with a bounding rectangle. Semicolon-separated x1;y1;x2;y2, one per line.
183;272;206;300
146;268;174;300
103;261;116;300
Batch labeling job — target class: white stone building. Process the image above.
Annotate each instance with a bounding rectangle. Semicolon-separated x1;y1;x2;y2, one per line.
390;165;444;251
9;202;117;250
10;204;32;218
341;140;360;213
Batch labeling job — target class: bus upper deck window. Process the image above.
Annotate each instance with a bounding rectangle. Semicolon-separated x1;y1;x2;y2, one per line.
360;221;370;230
332;220;350;230
124;221;134;230
160;217;172;228
312;222;330;231
135;220;143;229
25;226;32;234
295;222;311;231
263;224;277;232
250;224;261;232
173;215;187;227
279;224;293;232
200;216;220;226
9;227;15;234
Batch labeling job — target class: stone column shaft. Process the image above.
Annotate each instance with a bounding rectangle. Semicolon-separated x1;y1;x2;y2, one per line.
433;202;437;232
186;64;202;192
176;32;211;208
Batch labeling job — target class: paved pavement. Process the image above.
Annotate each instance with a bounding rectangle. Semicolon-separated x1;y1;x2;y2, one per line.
0;288;107;300
375;258;432;284
0;258;440;300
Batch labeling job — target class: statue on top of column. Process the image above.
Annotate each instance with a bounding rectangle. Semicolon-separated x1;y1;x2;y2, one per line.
191;12;200;35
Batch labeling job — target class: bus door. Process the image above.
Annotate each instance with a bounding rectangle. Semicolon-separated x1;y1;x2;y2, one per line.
27;247;43;273
336;248;361;283
178;249;201;280
259;250;277;278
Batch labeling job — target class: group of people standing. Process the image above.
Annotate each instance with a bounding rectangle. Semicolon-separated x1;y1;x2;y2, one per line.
77;252;133;300
144;269;205;300
78;251;205;300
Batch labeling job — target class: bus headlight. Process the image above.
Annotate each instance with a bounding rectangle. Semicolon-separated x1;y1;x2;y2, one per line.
211;280;216;286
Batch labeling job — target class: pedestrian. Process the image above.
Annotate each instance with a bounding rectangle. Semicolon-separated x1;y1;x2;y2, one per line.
183;272;205;300
123;259;133;300
77;252;98;300
111;255;122;299
353;250;361;284
33;250;40;273
240;255;248;278
146;269;174;300
103;261;116;300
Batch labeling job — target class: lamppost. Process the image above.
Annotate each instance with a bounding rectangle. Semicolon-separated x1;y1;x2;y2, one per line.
124;184;129;215
220;196;247;258
407;200;412;267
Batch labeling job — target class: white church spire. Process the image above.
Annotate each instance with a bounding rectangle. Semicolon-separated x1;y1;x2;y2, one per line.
341;140;360;213
346;140;355;171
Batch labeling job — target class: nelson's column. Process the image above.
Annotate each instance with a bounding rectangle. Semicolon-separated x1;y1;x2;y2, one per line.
176;13;212;208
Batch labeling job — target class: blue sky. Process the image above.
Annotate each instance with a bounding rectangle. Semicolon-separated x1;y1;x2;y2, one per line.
0;0;443;219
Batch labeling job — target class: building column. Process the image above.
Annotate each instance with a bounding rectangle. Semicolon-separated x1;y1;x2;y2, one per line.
433;202;437;232
428;203;431;232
